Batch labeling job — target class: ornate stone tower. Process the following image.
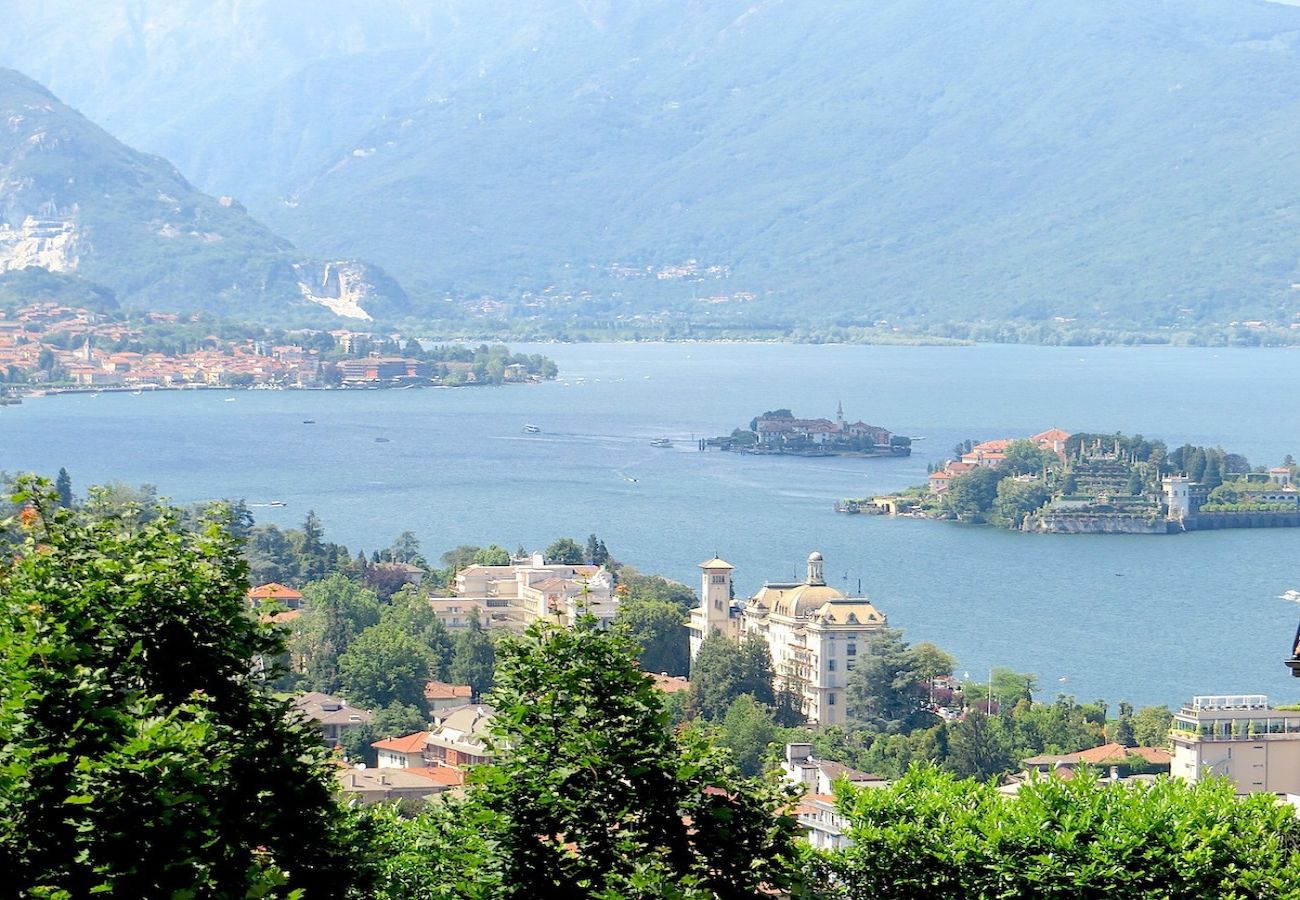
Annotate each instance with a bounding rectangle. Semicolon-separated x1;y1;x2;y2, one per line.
807;551;825;586
689;556;736;662
1163;476;1191;521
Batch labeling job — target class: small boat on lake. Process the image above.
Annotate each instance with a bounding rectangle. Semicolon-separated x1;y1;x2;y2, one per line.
1280;590;1300;603
374;437;391;443
522;424;541;434
302;419;316;424
651;438;673;448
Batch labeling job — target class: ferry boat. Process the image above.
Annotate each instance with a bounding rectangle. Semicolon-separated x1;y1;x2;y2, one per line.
650;438;673;448
522;424;541;434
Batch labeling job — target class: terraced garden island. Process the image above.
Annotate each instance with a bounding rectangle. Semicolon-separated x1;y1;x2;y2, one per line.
840;431;1300;535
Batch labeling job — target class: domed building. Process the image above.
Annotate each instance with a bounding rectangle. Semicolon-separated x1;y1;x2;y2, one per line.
687;551;888;726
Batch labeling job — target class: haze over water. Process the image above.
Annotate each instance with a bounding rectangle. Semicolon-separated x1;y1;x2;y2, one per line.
4;342;1299;709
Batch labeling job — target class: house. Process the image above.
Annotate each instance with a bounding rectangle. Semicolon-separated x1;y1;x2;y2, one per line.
1021;742;1170;778
335;766;454;806
373;731;430;769
689;553;889;725
291;692;373;746
782;743;886;795
425;704;495;769
783;744;884;851
451;554;617;630
248;582;303;609
928;470;954;494
793;794;854;851
427;596;492;630
1031;427;1072;458
424;680;474;710
962;439;1011;468
1169;694;1300;795
650;673;690;694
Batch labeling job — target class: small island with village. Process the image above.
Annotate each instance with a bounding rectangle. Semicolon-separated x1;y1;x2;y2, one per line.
839;428;1300;534
707;405;911;457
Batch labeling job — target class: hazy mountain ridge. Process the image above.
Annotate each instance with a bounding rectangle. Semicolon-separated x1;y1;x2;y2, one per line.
0;67;408;320
4;1;1300;329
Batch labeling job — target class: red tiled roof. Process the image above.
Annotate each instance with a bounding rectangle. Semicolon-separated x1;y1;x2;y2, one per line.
248;582;302;601
651;673;690;693
371;731;429;754
425;681;473;701
408;766;467;786
1076;743;1170;765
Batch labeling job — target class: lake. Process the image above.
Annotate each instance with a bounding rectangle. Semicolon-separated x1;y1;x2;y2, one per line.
3;341;1299;709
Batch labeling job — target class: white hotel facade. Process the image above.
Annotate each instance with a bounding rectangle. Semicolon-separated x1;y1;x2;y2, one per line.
687;551;888;725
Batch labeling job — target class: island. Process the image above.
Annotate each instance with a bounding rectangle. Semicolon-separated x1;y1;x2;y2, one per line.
840;429;1300;534
705;405;911;457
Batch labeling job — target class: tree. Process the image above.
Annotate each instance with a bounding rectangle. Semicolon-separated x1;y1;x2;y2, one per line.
382;585;452;680
1111;714;1136;747
441;544;482;572
449;616;496;699
54;467;73;508
1001;439;1055;476
585;533;608;565
338;622;438;712
990;478;1049;529
910;642;955;684
293;574;381;693
387;530;426;566
845;629;931;732
473;544;511;566
718;694;778;776
245;523;299;586
945;710;1017;778
468;618;801;897
1132;705;1173;747
616;597;691;676
688;633;775;720
295;510;329;581
372;702;429;740
945;466;1005;522
0;480;356;897
823;766;1300;898
619;569;698;613
544;537;584;565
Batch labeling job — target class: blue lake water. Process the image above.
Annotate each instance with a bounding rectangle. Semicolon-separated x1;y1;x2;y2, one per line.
3;341;1299;709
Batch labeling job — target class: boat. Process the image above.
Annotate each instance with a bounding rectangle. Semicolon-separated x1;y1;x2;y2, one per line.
374;437;391;443
650;438;673;448
267;500;286;508
522;424;541;434
302;419;316;424
1280;590;1300;603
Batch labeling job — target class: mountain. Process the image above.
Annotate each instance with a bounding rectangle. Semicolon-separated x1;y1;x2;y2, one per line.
0;67;407;321
4;1;1300;330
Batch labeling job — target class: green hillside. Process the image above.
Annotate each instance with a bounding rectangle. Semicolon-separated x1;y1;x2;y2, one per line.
4;2;1300;331
0;68;408;322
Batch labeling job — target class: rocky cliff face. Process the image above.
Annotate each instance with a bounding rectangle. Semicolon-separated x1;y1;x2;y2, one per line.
0;215;80;273
0;67;408;321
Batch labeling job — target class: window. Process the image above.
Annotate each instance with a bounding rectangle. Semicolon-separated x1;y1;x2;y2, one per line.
711;575;726;584
827;693;836;706
827;660;836;671
714;599;722;609
847;643;857;656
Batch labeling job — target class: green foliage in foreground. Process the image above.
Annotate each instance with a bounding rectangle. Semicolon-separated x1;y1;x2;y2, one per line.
0;479;354;897
811;766;1300;900
361;618;803;898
